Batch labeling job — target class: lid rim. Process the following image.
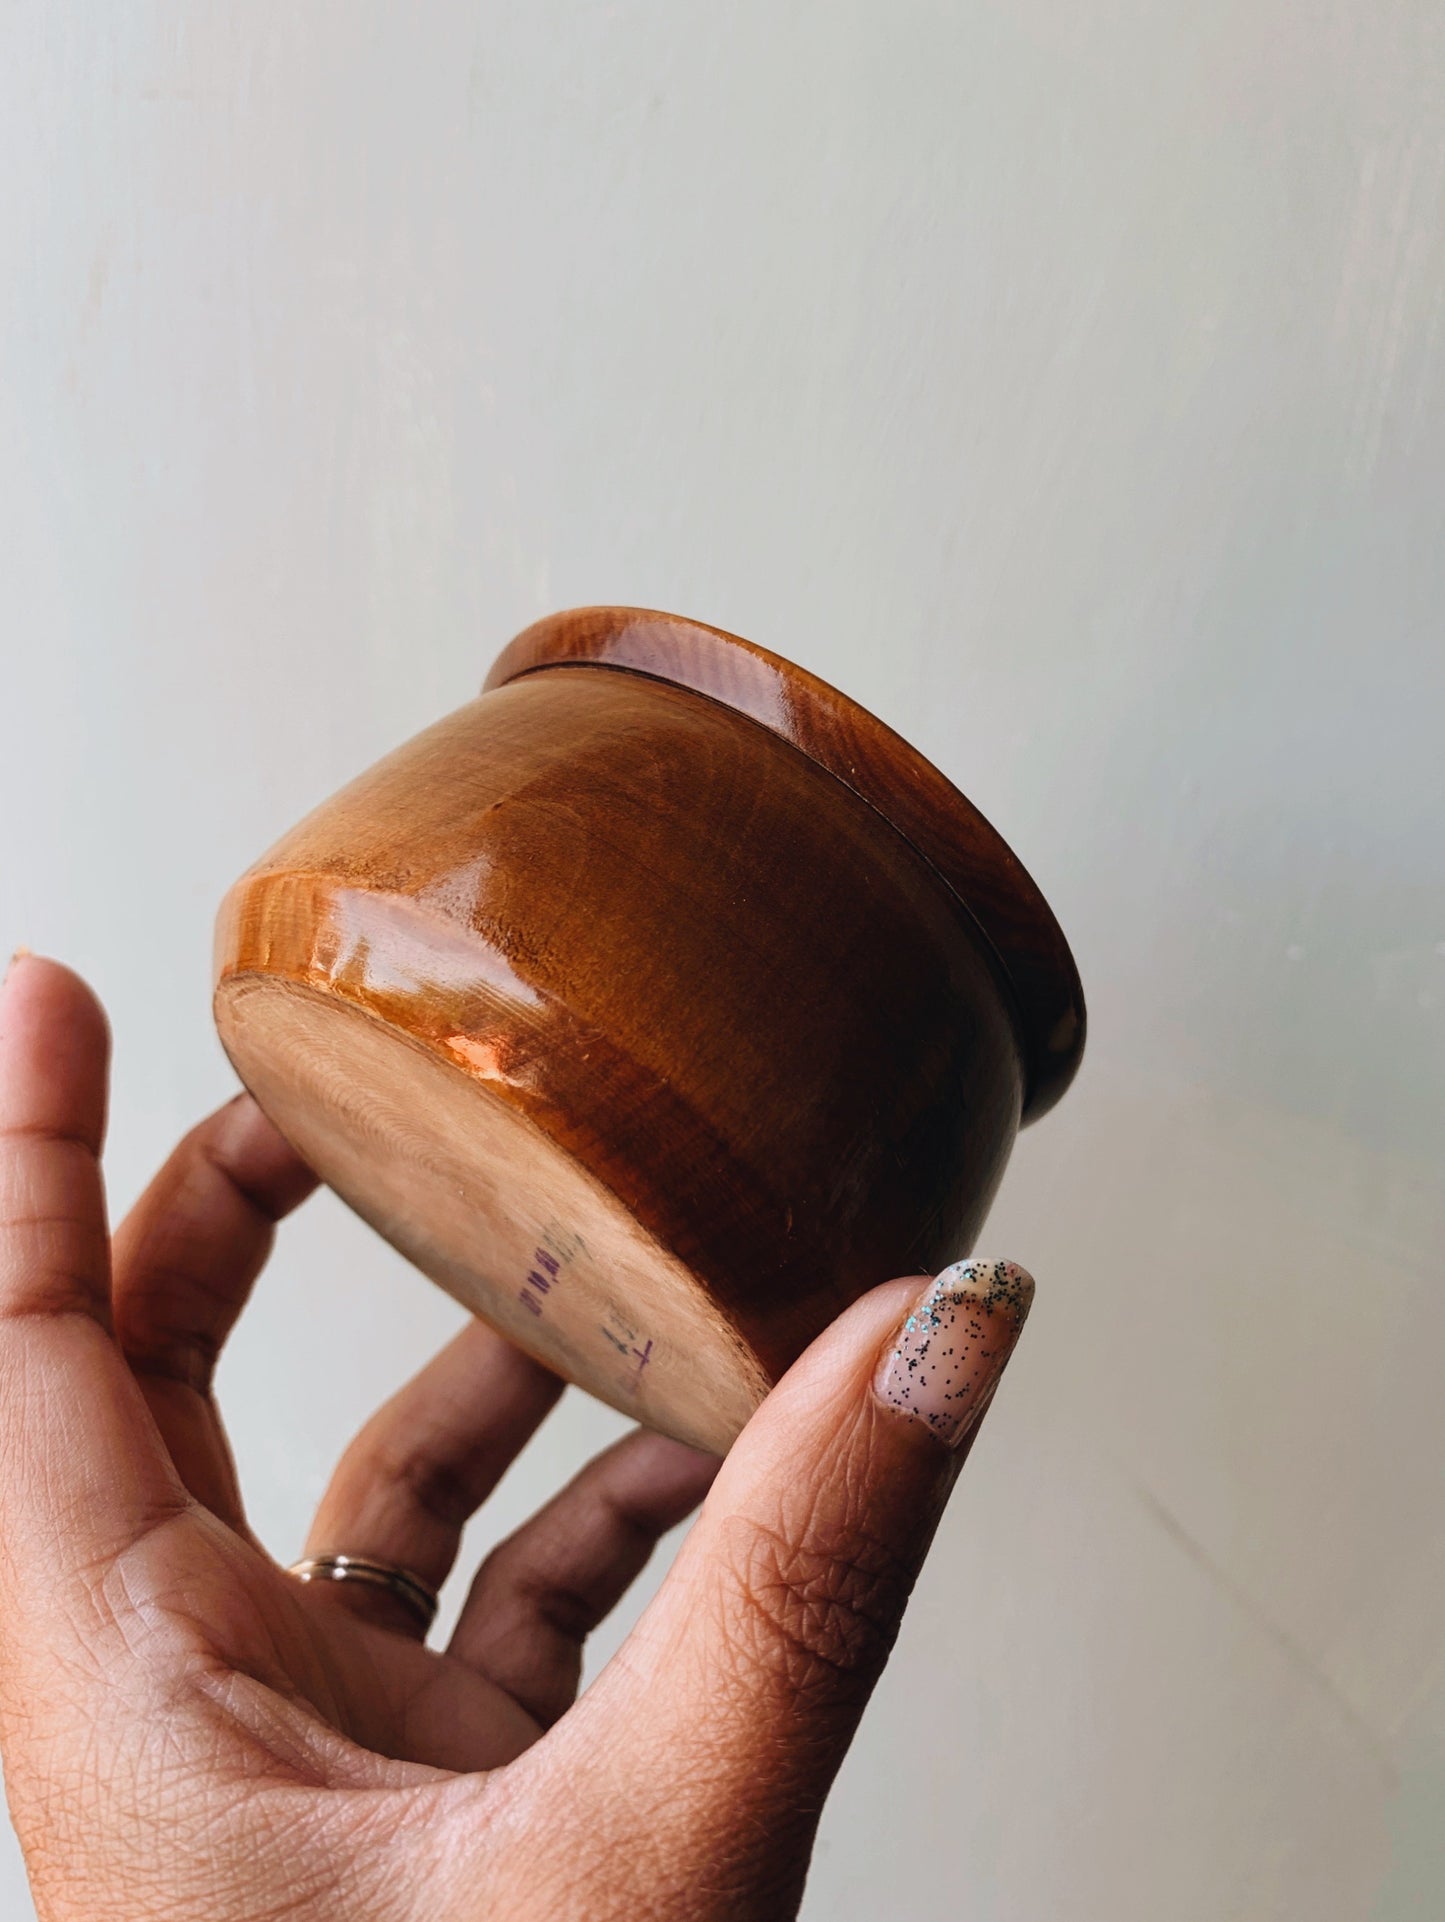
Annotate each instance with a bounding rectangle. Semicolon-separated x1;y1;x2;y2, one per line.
484;606;1086;1123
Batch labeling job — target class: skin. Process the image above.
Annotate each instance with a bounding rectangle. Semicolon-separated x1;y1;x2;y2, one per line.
0;954;1027;1922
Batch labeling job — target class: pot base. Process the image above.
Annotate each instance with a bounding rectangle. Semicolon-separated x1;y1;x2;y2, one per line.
216;972;769;1455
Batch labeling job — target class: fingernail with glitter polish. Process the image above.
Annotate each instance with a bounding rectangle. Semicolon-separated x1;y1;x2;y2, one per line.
873;1258;1035;1447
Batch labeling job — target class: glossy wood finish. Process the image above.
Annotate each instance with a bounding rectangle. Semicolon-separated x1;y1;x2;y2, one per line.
486;606;1086;1122
215;610;1085;1451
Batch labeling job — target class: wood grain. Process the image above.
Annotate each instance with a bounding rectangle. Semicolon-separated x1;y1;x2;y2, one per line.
486;606;1086;1122
216;613;1083;1447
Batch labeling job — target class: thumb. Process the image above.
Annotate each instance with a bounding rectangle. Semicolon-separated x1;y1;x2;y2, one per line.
553;1258;1034;1913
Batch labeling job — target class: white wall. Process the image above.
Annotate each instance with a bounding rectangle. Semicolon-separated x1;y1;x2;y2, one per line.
3;5;1442;1917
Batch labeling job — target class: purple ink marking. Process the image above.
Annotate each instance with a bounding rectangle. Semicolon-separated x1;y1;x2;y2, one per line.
632;1339;654;1377
520;1242;566;1320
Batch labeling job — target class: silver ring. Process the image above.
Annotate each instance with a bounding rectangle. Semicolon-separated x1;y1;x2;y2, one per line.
288;1553;439;1632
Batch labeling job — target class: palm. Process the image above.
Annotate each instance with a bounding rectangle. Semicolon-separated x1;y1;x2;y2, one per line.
84;1279;711;1790
151;1504;544;1775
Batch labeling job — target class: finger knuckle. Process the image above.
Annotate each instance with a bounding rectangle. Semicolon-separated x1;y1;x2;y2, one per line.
720;1505;913;1701
117;1269;223;1390
0;1148;108;1322
371;1436;477;1533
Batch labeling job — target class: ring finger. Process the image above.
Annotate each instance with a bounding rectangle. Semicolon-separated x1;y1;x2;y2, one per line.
298;1317;563;1637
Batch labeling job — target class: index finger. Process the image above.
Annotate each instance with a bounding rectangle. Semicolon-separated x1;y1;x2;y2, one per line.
0;955;186;1621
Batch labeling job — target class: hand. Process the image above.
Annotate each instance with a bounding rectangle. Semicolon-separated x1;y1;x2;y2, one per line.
0;953;1033;1922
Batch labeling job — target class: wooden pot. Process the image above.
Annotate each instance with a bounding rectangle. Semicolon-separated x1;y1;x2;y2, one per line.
214;607;1085;1453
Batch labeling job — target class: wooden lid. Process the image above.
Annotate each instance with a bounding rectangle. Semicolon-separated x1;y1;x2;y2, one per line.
484;606;1086;1122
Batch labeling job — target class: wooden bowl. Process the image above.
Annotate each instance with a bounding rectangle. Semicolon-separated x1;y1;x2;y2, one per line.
214;607;1085;1453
